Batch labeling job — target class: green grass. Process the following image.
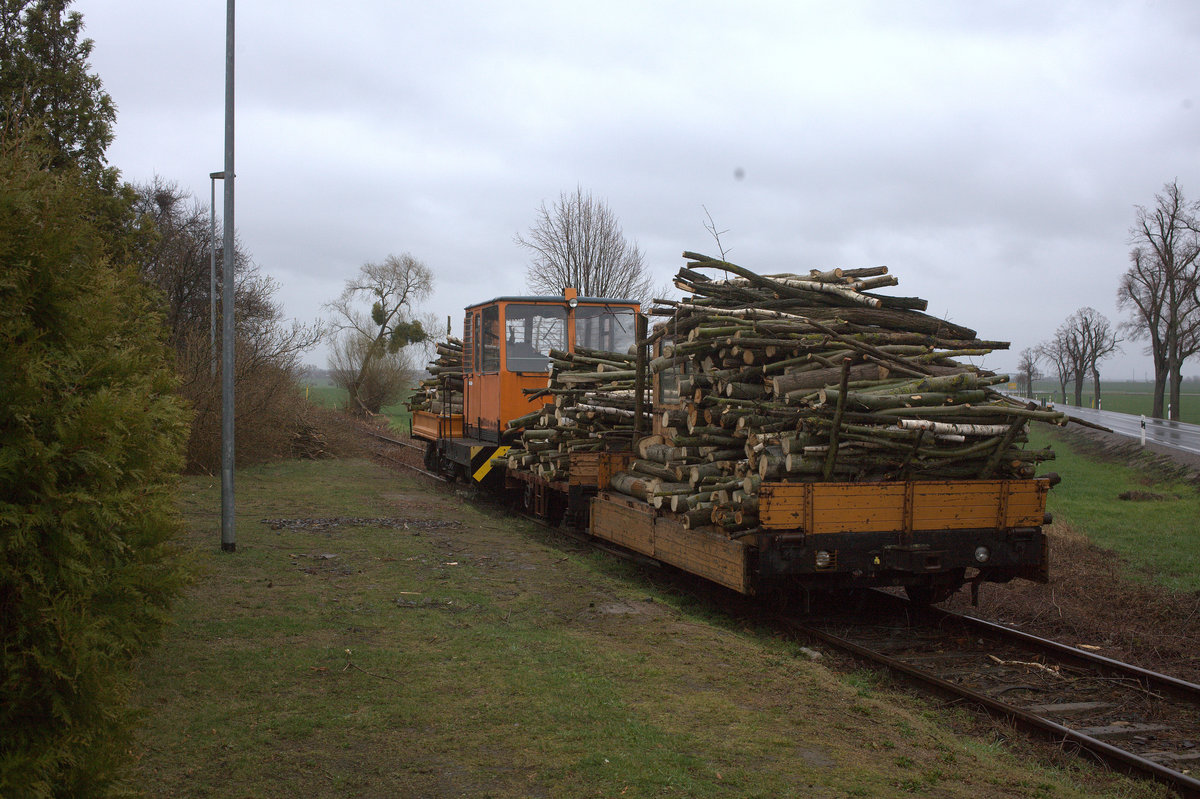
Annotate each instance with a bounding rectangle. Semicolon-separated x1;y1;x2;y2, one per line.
302;384;345;409
1078;391;1200;423
1032;426;1200;591
122;458;1159;798
302;383;412;431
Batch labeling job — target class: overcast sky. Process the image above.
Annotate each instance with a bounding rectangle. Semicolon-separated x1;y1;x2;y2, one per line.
74;0;1200;380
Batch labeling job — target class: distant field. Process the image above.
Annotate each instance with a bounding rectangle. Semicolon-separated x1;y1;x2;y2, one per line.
303;384;344;409
301;383;412;431
1030;380;1200;425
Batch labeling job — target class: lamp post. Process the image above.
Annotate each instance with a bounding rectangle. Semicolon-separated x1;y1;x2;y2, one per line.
220;0;236;553
209;171;224;377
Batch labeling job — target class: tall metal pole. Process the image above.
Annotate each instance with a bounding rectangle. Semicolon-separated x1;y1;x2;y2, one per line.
209;172;223;378
220;0;236;552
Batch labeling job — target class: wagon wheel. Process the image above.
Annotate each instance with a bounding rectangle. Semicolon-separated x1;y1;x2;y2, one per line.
423;440;438;471
905;570;964;606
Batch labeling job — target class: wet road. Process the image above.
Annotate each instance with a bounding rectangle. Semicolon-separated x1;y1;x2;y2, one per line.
1052;404;1200;457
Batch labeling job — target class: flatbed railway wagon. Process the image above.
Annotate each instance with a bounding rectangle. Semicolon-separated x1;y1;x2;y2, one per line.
412;290;1051;605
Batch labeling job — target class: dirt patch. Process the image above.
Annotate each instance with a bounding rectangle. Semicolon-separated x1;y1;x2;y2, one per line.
1118;490;1171;501
261;517;463;532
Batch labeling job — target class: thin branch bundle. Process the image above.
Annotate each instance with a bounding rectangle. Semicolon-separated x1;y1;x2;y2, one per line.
610;252;1068;534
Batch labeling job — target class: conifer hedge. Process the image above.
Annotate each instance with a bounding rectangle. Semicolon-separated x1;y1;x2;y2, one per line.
0;142;190;795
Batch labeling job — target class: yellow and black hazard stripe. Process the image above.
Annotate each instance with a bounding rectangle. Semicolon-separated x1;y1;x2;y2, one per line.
470;445;510;483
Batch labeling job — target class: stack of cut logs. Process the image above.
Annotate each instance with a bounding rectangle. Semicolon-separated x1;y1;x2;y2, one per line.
501;252;1070;536
407;337;464;415
501;346;651;480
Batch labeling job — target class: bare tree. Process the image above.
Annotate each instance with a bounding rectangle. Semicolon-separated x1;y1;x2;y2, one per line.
326;253;432;413
516;186;652;304
1015;347;1041;397
1119;181;1200;419
327;329;415;416
1118;246;1169;413
1037;330;1074;405
1066;307;1120;407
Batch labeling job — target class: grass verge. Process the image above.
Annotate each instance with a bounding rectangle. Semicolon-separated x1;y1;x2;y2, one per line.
125;458;1164;797
1032;425;1200;592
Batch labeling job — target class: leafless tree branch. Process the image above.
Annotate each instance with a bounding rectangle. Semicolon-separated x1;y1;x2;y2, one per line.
515;186;653;306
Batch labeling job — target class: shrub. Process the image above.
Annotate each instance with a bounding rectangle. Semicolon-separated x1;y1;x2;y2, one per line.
130;179;324;471
0;141;190;795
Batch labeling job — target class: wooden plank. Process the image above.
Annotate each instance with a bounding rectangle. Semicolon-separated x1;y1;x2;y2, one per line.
570;451;634;488
653;515;750;594
911;482;1002;529
758;483;806;529
589;493;655;556
810;484;906;534
598;451;634;488
569;452;601;487
1002;481;1048;526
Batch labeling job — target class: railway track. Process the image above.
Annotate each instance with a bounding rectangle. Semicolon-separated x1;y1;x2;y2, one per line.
369;428;662;568
364;428;445;480
369;430;1200;795
782;593;1200;797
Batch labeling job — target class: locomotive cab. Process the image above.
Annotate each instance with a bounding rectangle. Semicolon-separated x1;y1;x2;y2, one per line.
412;289;639;480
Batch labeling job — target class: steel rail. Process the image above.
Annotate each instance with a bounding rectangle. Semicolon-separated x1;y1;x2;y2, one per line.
365;429;426;452
866;590;1200;701
366;430;446;480
779;614;1200;798
943;607;1200;702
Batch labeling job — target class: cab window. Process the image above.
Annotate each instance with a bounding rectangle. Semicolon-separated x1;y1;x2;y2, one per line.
505;304;567;372
575;305;636;355
471;312;482;373
481;305;500;372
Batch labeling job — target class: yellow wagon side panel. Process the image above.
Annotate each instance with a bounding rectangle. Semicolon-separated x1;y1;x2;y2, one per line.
590;493;752;594
411;409;463;441
1001;481;1049;527
760;479;1050;533
910;482;1001;530
810;484;907;534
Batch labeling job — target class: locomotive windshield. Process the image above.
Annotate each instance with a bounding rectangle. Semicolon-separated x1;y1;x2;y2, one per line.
505;304;567;372
574;305;636;356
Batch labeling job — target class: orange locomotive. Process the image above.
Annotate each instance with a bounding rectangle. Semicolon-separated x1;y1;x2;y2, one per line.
412;290;1050;605
412;289;639;482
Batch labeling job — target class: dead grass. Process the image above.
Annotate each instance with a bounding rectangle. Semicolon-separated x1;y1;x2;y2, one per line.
948;520;1200;683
